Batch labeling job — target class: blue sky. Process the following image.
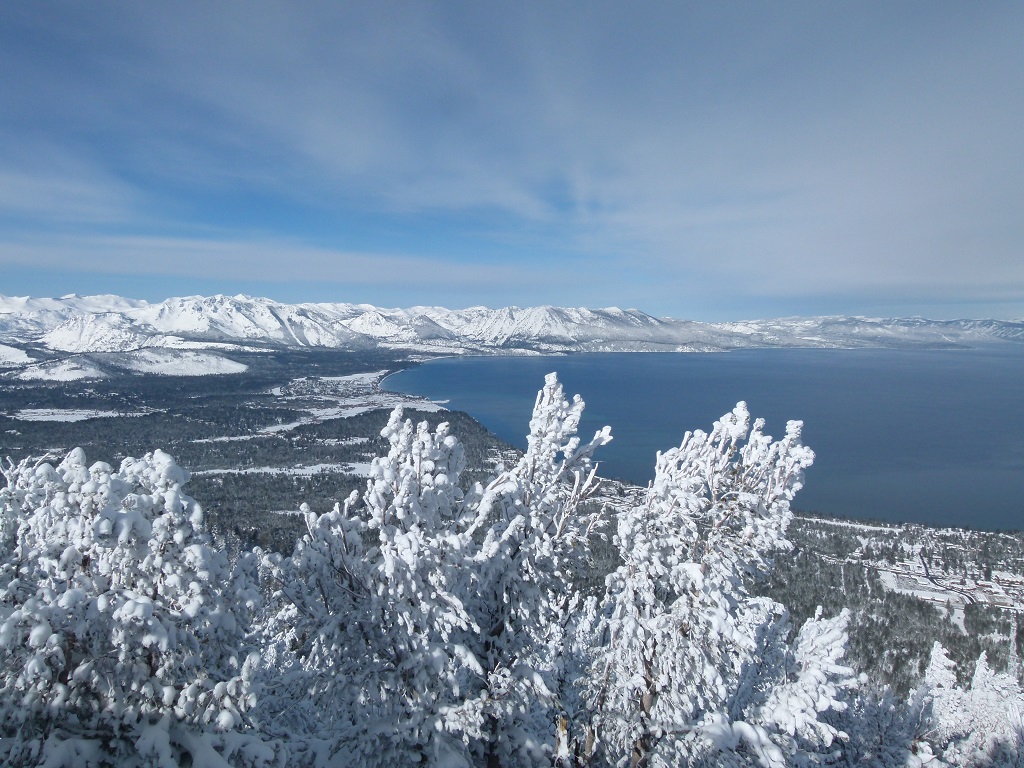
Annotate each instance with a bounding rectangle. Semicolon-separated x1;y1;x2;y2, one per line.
1;2;1022;320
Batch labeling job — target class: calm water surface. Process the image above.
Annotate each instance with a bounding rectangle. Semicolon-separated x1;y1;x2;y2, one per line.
384;348;1024;531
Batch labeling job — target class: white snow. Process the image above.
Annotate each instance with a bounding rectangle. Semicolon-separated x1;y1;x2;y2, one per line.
0;447;259;764
314;437;369;446
0;343;33;366
190;435;258;444
12;408;146;422
4;292;1020;365
15;359;107;381
192;463;364;477
950;607;966;632
319;370;390;385
260;372;444;435
342;462;374;477
801;517;904;535
259;398;444;435
111;349;248;375
153;337;274;352
344;310;415;340
42;313;152;352
875;566;975;610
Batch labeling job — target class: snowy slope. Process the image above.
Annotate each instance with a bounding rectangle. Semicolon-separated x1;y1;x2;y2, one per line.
108;349;249;375
132;294;369;348
0;343;33;367
0;294;147;342
15;358;108;381
344;310;419;342
1;294;1022;378
42;313;155;353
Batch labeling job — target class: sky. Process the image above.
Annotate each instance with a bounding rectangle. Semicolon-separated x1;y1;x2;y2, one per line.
1;2;1022;321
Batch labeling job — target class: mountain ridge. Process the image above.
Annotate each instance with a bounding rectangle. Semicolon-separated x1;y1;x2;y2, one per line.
1;293;1022;379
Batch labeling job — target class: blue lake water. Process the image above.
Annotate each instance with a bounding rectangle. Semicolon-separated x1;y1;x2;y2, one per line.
383;348;1024;531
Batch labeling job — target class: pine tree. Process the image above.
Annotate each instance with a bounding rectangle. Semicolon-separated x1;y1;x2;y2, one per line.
457;372;612;767
260;409;484;767
916;642;1024;766
583;403;852;767
827;685;928;768
262;375;613;766
923;641;957;691
0;448;263;767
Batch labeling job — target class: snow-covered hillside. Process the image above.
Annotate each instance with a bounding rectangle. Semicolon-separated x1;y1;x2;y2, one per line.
1;293;1022;378
0;343;33;367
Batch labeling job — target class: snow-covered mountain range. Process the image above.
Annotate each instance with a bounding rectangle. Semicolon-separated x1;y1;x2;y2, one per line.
1;293;1022;379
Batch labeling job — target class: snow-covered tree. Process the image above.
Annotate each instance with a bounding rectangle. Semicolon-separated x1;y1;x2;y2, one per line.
914;642;1024;766
584;403;853;767
456;372;612;766
264;374;614;765
827;685;931;768
756;607;854;755
923;641;958;691
13;372;1016;767
0;448;264;767
260;409;485;767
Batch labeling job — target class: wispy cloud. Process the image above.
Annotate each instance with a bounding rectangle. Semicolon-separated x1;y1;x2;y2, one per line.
1;232;563;293
1;2;1021;318
0;169;132;225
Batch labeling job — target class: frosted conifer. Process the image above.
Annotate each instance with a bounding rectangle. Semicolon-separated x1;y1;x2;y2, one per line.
584;403;852;767
261;410;483;767
0;448;262;767
457;372;612;766
914;643;1024;766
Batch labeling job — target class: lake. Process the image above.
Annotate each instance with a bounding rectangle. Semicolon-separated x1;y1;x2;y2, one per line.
383;348;1024;531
